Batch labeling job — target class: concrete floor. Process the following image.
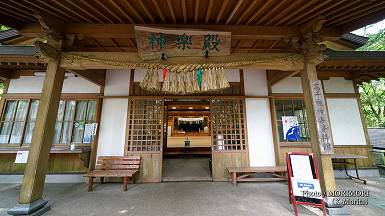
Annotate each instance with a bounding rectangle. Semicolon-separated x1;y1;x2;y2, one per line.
162;157;212;181
0;178;384;216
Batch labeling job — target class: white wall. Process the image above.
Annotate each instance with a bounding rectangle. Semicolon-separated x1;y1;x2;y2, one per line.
326;98;366;145
243;68;276;166
96;99;128;156
97;69;131;157
104;69;131;96
246;99;276;166
323;77;355;93
8;75;100;93
271;77;303;93
243;68;268;96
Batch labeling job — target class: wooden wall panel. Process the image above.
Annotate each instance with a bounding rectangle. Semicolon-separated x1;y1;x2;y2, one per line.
278;145;373;168
0;153;89;173
129;153;162;183
212;151;249;181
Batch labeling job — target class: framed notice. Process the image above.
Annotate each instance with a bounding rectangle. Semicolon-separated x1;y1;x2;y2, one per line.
282;116;300;142
15;151;29;164
286;152;326;216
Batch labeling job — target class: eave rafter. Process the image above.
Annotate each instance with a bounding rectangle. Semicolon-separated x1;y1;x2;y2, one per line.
17;24;342;41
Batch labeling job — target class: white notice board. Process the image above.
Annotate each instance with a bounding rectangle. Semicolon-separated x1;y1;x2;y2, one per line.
15;151;29;163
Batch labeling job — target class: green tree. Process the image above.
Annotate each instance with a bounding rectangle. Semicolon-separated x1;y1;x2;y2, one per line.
0;25;10;32
357;28;385;51
359;78;385;127
357;27;385;128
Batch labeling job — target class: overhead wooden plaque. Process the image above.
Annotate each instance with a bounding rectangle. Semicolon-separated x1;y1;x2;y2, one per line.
134;26;231;60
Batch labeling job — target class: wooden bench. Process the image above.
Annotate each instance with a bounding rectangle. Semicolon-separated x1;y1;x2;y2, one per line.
84;156;140;192
227;166;287;186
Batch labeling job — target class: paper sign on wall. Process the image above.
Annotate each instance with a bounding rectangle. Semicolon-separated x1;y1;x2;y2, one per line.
282;116;300;141
15;151;29;164
83;123;98;143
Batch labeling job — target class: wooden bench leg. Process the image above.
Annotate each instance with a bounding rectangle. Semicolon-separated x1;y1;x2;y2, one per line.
100;177;104;184
232;172;237;186
87;176;94;192
123;176;129;191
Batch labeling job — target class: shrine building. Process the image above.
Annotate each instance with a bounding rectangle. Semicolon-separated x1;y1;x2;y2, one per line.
0;1;384;215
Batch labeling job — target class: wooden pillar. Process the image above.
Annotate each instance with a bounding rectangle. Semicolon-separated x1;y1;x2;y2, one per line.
8;41;64;215
301;59;336;194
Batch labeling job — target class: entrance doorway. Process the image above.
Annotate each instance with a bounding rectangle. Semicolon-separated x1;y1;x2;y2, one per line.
162;99;212;181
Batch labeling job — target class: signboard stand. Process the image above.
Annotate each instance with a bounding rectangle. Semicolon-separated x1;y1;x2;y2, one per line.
286;152;326;216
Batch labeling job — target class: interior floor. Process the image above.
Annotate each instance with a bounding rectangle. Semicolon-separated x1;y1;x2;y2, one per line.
162;155;212;182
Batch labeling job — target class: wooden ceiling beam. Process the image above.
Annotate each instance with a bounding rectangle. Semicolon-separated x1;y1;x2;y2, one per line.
205;0;215;24
138;1;155;23
275;1;316;26
69;69;106;86
255;0;288;25
341;7;385;32
109;0;135;24
330;2;385;27
235;0;259;25
225;0;244;25
94;0;124;23
245;0;273;25
0;14;24;29
181;0;187;24
121;0;145;24
81;0;114;24
216;0;229;24
166;0;177;23
286;0;334;26
194;0;200;23
296;0;348;26
268;70;300;86
326;1;385;27
54;0;93;23
0;69;11;80
18;24;342;40
265;0;305;26
34;0;81;23
152;0;166;23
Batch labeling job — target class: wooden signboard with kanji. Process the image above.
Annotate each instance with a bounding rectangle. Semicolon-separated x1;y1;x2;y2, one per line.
310;80;334;155
134;26;231;60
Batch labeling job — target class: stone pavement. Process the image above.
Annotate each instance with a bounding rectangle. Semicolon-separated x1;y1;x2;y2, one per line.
0;178;384;216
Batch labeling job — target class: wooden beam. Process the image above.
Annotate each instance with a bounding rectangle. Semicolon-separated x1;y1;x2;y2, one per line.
152;0;166;23
225;0;243;25
138;1;155;23
10;39;65;215
269;70;299;85
166;0;177;23
341;7;385;32
181;0;187;24
235;0;259;25
70;69;106;86
0;69;11;80
0;14;23;29
205;0;215;24
81;0;114;23
109;0;135;24
18;24;342;40
245;0;273;25
301;52;336;195
194;0;200;23
255;0;288;25
121;0;145;24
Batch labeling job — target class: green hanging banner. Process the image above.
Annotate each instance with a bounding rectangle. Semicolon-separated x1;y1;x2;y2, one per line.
197;68;202;88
